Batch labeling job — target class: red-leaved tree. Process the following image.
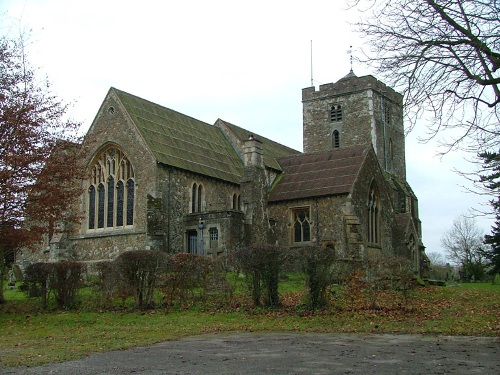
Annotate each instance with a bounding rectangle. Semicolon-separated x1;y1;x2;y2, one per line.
0;36;83;303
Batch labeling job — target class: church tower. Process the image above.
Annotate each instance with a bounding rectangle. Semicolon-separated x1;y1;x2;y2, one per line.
302;72;406;180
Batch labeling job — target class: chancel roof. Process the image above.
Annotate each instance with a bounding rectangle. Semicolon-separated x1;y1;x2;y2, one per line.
113;88;245;184
268;145;369;202
216;119;301;171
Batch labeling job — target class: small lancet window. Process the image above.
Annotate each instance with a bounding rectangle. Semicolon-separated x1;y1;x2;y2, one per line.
197;184;203;212
191;183;197;213
332;130;340;148
368;184;380;244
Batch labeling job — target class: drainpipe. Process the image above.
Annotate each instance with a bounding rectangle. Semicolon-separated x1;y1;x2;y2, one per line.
315;198;320;245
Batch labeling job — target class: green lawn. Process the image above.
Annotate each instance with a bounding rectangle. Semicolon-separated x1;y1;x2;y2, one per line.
1;282;499;368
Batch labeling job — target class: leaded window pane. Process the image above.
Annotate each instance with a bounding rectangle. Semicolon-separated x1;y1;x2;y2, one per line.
98;183;105;228
116;181;124;226
192;183;197;213
293;208;311;243
107;176;114;227
294;221;302;242
303;220;311;242
88;146;134;231
88;185;96;229
126;179;134;226
197;185;203;212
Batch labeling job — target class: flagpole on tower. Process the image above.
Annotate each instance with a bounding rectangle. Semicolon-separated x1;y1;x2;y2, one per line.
310;40;314;87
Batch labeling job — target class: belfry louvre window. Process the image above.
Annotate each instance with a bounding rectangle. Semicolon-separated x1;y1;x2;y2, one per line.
292;207;311;243
330;104;342;122
88;146;135;230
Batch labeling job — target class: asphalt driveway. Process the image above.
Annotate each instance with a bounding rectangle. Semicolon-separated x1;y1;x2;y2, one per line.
2;333;499;374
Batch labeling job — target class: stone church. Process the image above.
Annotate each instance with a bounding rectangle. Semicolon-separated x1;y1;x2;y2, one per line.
19;72;426;273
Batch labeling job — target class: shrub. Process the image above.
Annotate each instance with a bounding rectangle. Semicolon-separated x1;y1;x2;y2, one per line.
297;246;336;310
343;255;418;310
24;262;51;308
162;253;233;308
386;257;417;308
233;244;289;307
114;250;168;309
24;262;86;309
90;261;127;308
48;262;86;309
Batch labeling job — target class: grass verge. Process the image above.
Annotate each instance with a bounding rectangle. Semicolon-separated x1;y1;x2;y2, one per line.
0;283;499;368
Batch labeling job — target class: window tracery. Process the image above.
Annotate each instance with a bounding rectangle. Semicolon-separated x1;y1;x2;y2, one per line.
87;146;134;230
292;207;311;243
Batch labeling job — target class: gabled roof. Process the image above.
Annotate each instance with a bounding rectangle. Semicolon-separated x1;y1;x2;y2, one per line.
112;88;244;184
268;145;369;202
216;119;300;171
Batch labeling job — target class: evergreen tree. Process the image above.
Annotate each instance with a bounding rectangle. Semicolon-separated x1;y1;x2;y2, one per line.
479;152;500;275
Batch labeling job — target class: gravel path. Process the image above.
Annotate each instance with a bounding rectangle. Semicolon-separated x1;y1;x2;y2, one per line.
2;333;499;374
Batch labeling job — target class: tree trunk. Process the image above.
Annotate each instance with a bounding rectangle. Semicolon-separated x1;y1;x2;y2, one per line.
0;251;6;304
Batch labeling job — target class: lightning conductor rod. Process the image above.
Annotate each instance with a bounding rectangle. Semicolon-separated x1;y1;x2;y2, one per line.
310;40;314;87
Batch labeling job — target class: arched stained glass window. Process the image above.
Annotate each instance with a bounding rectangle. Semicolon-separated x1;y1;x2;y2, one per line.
87;145;135;231
116;180;124;227
126;179;134;226
98;183;105;229
88;186;96;229
107;176;115;228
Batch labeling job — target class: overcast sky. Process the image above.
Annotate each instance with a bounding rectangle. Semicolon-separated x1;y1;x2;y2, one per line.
1;0;493;260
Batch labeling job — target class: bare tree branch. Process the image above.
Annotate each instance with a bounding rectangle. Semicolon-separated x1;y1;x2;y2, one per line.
348;0;500;151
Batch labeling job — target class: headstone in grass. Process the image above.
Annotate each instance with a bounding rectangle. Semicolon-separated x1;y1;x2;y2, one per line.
12;264;24;282
493;273;500;285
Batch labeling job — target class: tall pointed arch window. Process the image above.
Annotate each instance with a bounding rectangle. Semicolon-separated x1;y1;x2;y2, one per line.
388;138;394;173
197;184;203;212
408;234;417;270
368;183;380;244
87;146;135;230
191;182;204;213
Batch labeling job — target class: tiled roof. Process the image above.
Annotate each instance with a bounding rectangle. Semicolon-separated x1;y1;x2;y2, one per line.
113;89;244;184
216;119;300;171
268;145;369;202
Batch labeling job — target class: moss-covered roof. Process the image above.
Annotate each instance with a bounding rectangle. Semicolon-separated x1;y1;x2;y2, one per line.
268;145;368;202
216;119;300;171
113;88;244;184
